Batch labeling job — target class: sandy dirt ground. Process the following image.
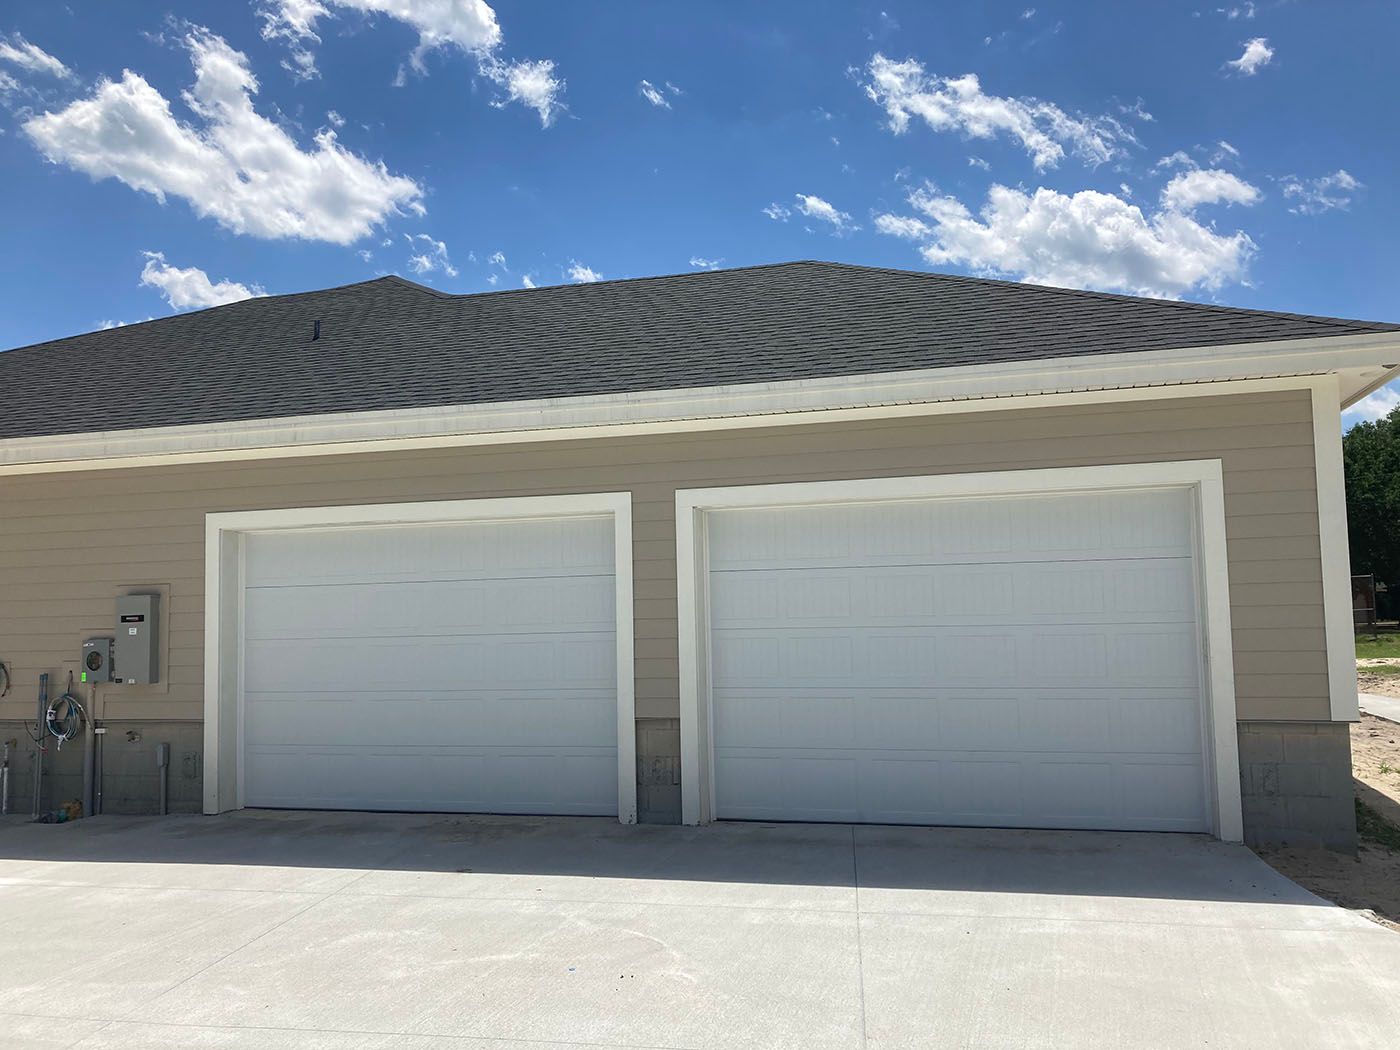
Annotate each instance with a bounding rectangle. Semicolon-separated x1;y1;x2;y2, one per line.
1357;661;1400;700
1257;713;1400;930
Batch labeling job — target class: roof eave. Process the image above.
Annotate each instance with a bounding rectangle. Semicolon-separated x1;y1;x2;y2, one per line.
2;329;1398;476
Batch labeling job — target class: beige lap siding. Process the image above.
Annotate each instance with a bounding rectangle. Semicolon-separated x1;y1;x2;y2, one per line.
0;387;1328;726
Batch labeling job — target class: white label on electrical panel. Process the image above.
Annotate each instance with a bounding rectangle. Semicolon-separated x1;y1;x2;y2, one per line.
129;627;138;635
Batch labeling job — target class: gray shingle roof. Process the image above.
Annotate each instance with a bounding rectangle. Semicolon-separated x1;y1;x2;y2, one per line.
1;260;1395;441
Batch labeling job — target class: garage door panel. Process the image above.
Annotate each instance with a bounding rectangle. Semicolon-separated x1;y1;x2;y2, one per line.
706;488;1208;832
714;693;859;750
244;691;616;748
709;561;1197;628
240;514;619;814
244;745;616;814
705;491;1192;573
242;575;615;639
712;625;1198;690
713;746;1206;828
244;634;615;692
715;688;1203;757
245;517;614;585
715;753;859;822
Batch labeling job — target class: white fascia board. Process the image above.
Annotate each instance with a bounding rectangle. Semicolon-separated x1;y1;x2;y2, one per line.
1342;363;1400;409
1310;378;1360;721
6;329;1400;475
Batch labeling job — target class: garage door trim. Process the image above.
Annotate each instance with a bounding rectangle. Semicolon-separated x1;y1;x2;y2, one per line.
676;462;1243;840
204;492;636;822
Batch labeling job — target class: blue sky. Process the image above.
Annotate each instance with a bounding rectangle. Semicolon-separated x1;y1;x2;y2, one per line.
1;1;1395;424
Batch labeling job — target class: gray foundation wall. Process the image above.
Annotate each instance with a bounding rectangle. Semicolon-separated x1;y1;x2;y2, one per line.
636;718;681;824
0;716;1358;852
1237;720;1356;851
0;720;202;817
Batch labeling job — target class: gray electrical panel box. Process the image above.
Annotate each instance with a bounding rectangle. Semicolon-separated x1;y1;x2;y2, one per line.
114;594;159;685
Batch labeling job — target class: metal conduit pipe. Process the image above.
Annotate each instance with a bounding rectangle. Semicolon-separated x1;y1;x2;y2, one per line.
31;673;47;819
156;743;170;816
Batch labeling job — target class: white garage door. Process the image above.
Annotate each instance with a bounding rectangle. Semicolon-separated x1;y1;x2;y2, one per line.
240;514;619;814
706;488;1208;831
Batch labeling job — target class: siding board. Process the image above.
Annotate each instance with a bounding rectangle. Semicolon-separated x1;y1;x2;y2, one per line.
0;388;1333;726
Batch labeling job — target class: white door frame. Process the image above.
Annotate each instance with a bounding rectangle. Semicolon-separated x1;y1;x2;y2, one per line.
203;492;637;822
675;461;1244;841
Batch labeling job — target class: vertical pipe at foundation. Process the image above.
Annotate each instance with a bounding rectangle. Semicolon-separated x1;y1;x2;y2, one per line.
156;742;170;816
94;728;105;815
81;723;94;818
32;673;47;819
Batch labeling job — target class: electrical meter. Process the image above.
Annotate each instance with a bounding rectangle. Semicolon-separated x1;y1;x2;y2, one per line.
80;637;116;685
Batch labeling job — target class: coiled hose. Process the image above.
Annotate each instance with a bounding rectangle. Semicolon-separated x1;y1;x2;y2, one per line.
45;691;87;751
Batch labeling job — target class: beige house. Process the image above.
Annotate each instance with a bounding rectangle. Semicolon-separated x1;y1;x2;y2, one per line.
2;262;1396;848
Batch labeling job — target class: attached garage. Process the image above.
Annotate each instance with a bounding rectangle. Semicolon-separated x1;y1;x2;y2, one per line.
10;261;1392;847
205;494;637;821
678;463;1242;837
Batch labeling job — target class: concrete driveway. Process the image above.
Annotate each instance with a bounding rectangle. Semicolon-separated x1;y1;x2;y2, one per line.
1;813;1398;1049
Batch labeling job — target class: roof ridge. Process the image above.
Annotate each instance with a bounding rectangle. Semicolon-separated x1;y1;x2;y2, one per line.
3;274;410;356
5;260;1397;355
386;259;822;302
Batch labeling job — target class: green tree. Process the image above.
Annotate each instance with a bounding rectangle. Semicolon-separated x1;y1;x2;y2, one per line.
1344;401;1400;589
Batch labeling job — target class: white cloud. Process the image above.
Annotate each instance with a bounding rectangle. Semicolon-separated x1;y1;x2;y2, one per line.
522;273;536;288
98;316;155;330
488;250;507;268
763;202;791;221
862;52;1131;170
873;213;932;239
1117;98;1154;123
0;34;72;79
1022;8;1036;18
139;251;264;310
259;0;499;79
258;0;563;125
1344;382;1400;428
689;256;723;269
968;155;990;171
874;181;1257;299
1154;150;1196;172
357;248;372;261
23;28;423;245
1161;169;1260;212
1219;3;1256;19
639;79;670;109
404;233;457;277
1227;37;1273;75
486;57;563;127
567;261;601;283
1280;170;1362;215
326;108;345;127
794;193;856;232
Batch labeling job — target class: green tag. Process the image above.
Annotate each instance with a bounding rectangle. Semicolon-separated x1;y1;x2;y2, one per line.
80;672;88;683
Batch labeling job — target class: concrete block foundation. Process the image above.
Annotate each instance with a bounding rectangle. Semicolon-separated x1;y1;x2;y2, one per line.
1237;720;1356;851
0;717;1361;852
0;719;202;817
636;717;682;824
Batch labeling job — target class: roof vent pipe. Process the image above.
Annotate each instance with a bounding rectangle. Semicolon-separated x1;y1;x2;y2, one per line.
312;320;321;341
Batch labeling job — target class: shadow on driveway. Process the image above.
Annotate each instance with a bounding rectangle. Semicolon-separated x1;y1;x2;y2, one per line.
0;809;1328;907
